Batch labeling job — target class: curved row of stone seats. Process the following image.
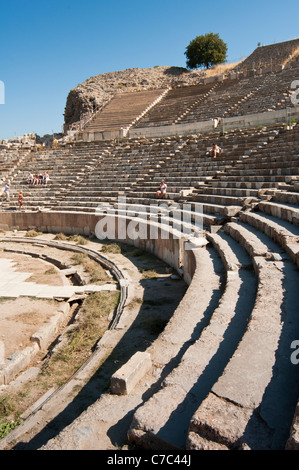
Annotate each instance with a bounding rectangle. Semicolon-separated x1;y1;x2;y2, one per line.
81;89;167;134
127;228;258;449
3;124;287;221
127;211;299;449
239;209;299;268
186;219;299;450
257;200;299;227
189;125;299;215
0;142;114;209
50;127;276;217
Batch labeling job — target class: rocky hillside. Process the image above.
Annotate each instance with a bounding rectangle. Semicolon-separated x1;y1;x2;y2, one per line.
235;38;299;71
63;39;299;130
64;66;207;128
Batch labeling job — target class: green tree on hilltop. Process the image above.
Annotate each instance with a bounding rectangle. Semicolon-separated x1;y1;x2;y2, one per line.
185;33;227;70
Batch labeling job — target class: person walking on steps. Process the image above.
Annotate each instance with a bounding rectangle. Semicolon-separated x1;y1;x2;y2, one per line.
18;191;24;210
4;180;10;201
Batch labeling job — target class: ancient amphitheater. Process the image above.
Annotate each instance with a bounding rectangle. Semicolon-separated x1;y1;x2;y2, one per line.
0;39;299;451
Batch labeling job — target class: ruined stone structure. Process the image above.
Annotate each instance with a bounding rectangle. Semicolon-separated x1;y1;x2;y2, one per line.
0;39;299;450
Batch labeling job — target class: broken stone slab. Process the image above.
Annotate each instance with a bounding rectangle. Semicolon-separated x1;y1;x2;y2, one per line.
223;205;242;217
110;351;152;395
189;392;272;449
2;344;39;385
186;431;229;450
209;225;222;234
30;310;67;350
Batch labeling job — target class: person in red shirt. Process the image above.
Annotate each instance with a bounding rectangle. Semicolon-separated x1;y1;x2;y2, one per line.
18;191;24;210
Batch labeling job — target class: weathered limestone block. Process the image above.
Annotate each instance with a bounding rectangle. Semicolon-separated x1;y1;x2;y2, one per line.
186;432;229;450
30;307;69;350
3;345;39;385
189;393;254;448
110;351;152;395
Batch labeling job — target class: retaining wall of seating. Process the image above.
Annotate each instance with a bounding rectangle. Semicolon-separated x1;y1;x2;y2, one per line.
0;210;202;284
76;106;299;141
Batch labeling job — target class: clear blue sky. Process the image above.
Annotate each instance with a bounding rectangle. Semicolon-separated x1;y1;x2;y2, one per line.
0;0;298;139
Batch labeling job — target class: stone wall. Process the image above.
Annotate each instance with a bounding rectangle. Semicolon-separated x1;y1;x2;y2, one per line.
0;211;199;282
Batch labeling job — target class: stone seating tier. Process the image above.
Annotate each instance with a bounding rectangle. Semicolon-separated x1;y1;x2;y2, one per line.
128;215;299;449
82;89;167;134
2;126;297;225
134;68;298;128
0;124;298;450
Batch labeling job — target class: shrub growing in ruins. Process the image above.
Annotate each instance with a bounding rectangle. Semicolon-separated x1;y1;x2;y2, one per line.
185;32;227;69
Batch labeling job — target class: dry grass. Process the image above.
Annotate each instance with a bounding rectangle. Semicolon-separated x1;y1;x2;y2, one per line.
54;232;68;241
0;290;119;428
71;253;109;283
25;230;43;238
141;269;159;279
101;243;122;254
54;233;88;245
193;61;241;78
41;291;118;385
282;45;299;67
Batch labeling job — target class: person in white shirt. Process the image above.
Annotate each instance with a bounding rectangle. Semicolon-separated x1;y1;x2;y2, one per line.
4;181;10;201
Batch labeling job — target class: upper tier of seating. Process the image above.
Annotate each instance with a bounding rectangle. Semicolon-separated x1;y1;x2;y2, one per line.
81;88;167;134
135;68;297;128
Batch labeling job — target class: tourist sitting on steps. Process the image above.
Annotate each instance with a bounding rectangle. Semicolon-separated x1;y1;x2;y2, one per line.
43;171;49;184
156;179;167;199
33;172;39;185
26;173;34;184
209;143;222;158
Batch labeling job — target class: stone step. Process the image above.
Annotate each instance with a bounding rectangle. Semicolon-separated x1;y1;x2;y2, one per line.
192;221;299;449
128;244;226;449
128;230;257;449
257;200;299;226
239;210;299;268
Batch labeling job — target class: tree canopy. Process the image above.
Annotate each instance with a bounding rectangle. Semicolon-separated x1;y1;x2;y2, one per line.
185;33;227;70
